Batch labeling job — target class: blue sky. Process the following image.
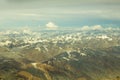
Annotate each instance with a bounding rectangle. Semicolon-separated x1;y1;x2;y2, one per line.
0;0;120;30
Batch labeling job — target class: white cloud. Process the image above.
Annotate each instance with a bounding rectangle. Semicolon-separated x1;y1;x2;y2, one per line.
81;25;103;30
81;26;90;30
46;22;58;30
92;25;103;30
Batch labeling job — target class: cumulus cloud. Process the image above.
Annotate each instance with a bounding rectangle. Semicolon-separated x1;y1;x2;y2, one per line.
92;25;103;30
81;26;90;30
81;25;103;30
46;22;58;30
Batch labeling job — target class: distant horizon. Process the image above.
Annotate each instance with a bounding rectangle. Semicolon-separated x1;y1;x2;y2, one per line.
0;25;120;31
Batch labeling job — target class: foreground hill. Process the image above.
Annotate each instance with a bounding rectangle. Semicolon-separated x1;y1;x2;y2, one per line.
0;46;120;80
